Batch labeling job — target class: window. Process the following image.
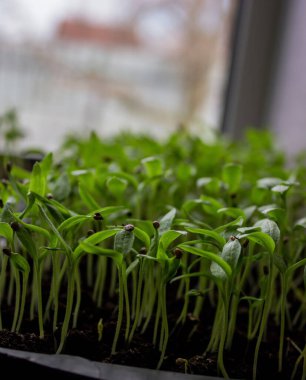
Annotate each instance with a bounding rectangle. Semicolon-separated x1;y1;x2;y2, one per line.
0;0;238;150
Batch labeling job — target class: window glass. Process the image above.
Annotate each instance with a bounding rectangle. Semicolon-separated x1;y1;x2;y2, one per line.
0;0;237;150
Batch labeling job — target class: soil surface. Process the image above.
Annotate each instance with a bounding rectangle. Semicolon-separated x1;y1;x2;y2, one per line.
0;282;303;379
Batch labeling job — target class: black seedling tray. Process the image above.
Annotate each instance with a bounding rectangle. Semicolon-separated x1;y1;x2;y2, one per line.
0;347;223;380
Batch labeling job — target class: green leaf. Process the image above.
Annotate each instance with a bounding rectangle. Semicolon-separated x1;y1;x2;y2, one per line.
294;217;306;230
10;253;30;273
141;156;163;178
186;227;226;249
133;227;150;249
210;238;241;280
137;254;159;263
182;199;208;214
215;216;244;233
128;219;155;237
164;257;181;283
157;230;186;261
51;172;71;201
40;152;53;178
176;162;195;182
58;215;90;233
286;258;306;277
159;208;176;235
271;184;289;194
78;182;99;210
237;226;261;234
114;229;134;255
179;244;232;278
15;228;38;260
106;176;128;196
29;162;46;196
200;195;224;215
258;204;285;222
240;231;275;254
79;242;122;264
218;207;246;219
91;206;124;218
15;218;51;240
109;172;138;188
0;222;13;243
197;177;221;194
126;259;139;276
254;219;280;243
73;229;118;260
243;206;257;220
222;163;243;194
257;177;282;189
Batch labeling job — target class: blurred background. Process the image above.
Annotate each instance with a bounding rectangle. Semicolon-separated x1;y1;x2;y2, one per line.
0;0;305;155
0;0;236;150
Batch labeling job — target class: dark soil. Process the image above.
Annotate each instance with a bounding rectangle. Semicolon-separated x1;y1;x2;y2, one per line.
0;282;304;379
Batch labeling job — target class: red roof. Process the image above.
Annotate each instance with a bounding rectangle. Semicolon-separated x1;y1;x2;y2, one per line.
56;19;140;47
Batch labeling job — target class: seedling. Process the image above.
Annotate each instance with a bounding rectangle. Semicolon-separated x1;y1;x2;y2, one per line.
0;123;305;379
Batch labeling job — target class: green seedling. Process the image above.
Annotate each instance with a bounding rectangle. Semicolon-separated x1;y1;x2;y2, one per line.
0;119;305;379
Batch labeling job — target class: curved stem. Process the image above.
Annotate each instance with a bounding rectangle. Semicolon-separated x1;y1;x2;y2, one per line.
56;266;75;354
72;266;81;328
121;262;131;341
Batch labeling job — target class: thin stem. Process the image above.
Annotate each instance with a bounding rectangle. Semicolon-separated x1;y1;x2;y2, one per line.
111;264;123;355
121;262;131;341
30;268;36;320
217;291;230;378
176;276;190;326
72;266;81;328
86;254;93;287
109;261;117;298
52;253;60;332
0;254;9;329
206;296;222;353
153;291;162;346
253;257;274;380
16;270;29;333
11;266;20;332
7;264;14;306
193;259;207;317
278;274;288;372
56;267;75;354
92;260;101;303
34;261;44;338
157;284;169;370
96;256;107;308
128;262;143;344
131;262;137;319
